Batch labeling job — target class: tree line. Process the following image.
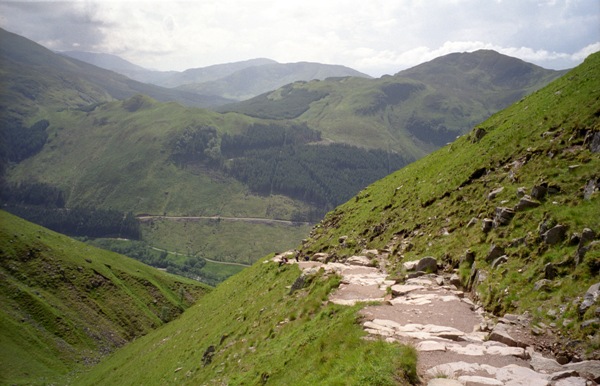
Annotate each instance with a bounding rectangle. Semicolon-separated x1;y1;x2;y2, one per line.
1;181;141;240
171;122;410;209
87;239;223;286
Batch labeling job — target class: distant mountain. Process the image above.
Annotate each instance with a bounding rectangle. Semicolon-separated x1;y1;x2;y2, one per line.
220;50;567;158
0;28;231;118
60;52;274;87
154;58;279;87
176;61;372;100
60;51;371;101
396;49;566;109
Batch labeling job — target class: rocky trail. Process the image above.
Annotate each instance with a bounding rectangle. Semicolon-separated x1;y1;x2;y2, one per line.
273;252;600;386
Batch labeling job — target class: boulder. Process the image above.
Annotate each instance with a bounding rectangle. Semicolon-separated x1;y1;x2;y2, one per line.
491;255;508;269
482;218;494;233
543;224;568;245
517;186;527;197
583;178;599;200
450;273;461;287
544;263;557;280
534;279;552;291
494;207;515;227
466;217;478;227
313;252;330;262
514;195;541;211
415;256;438;273
576;240;599;265
488;323;528;348
531;184;548;200
588;131;600;153
472;127;487;143
579;228;597;248
486;244;505;263
564;360;600;382
579;282;600;315
488;186;505;200
463;249;475;266
403;260;419;271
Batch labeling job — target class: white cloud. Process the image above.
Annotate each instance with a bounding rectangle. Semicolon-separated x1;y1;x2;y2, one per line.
0;0;598;76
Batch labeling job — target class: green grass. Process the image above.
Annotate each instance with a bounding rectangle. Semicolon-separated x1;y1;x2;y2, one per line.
300;52;600;349
0;210;210;385
74;257;417;385
141;217;312;265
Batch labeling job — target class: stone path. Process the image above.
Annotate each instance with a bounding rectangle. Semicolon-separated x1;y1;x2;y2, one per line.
273;252;600;385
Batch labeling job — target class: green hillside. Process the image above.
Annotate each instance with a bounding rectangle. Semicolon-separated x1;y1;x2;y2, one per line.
0;210;210;385
300;51;600;353
0;27;229;122
73;253;417;386
0;30;570;277
221;50;566;159
72;52;598;386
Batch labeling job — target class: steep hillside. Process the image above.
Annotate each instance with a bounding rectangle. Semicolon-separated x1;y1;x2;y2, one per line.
0;210;210;385
72;54;598;386
73;253;417;385
176;61;372;101
221;50;566;158
0;27;230;122
300;51;600;354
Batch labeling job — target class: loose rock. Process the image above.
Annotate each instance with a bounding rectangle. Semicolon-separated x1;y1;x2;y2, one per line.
579;282;600;315
415;257;438;273
486;244;505;263
543;224;568;245
514;195;541;211
494;207;515;227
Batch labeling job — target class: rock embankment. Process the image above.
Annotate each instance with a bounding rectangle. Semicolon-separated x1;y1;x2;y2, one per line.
273;252;600;386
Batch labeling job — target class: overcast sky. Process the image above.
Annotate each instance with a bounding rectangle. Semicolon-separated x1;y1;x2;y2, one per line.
1;0;599;77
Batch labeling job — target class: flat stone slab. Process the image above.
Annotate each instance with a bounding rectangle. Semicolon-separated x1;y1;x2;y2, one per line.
427;379;462;386
391;284;425;296
364;319;466;341
329;283;385;306
457;375;503;385
390;293;460;305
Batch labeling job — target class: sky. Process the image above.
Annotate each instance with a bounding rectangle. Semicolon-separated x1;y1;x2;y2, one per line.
0;0;599;77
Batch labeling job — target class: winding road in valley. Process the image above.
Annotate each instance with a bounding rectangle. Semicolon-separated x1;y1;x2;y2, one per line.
148;246;251;267
136;215;311;226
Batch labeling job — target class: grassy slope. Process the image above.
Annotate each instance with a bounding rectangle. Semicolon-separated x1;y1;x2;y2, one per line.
301;52;600;349
0;210;210;385
222;50;566;159
7;96;310;218
0;28;227;112
75;256;417;386
141;218;312;265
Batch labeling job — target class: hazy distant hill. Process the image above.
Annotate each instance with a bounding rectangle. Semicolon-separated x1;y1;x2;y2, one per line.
0;28;230;117
60;51;370;101
60;52;274;88
175;61;372;100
